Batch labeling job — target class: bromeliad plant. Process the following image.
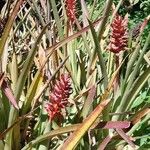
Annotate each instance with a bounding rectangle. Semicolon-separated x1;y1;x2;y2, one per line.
0;0;150;150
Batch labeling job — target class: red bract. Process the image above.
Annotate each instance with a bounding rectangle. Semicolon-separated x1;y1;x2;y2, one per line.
109;14;128;53
65;0;76;23
45;74;71;120
45;103;62;120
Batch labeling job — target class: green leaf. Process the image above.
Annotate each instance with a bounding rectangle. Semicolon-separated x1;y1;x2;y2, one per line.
0;0;24;58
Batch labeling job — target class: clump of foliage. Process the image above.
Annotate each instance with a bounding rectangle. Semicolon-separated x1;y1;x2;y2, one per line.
0;0;150;150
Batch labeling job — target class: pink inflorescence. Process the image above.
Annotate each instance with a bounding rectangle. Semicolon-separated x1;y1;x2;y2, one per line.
109;14;128;53
65;0;76;23
45;74;71;120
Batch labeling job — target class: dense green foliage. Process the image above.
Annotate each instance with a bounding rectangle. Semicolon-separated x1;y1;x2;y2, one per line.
0;0;149;149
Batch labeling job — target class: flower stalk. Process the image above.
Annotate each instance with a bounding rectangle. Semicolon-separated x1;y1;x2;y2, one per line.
65;0;76;23
109;14;128;91
45;74;71;121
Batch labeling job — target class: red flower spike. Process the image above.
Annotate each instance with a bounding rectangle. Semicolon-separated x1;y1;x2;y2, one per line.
109;14;128;53
45;74;71;120
65;0;76;23
45;103;62;120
